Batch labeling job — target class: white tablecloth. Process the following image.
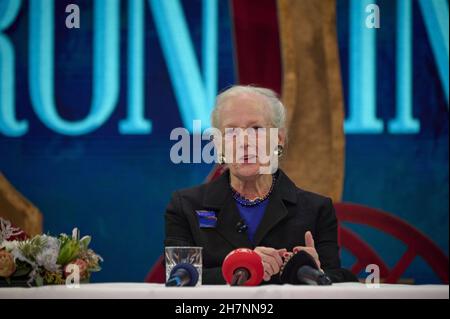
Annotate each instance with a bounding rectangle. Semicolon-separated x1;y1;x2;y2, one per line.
0;283;448;299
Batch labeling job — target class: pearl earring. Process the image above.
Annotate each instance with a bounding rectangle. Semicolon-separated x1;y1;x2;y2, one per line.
274;145;284;157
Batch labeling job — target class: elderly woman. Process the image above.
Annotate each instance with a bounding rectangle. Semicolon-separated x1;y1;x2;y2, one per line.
165;85;356;284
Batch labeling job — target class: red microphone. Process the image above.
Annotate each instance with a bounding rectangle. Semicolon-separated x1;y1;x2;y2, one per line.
222;248;264;286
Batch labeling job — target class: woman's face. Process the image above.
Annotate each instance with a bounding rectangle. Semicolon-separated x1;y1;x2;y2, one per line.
217;93;283;180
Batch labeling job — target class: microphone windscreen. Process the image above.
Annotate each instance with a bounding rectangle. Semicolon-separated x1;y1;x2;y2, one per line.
170;263;199;286
280;250;318;284
222;248;264;286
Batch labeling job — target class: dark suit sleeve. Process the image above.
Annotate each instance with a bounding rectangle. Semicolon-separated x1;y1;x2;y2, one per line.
164;192;226;285
165;191;195;247
202;267;226;284
316;198;359;283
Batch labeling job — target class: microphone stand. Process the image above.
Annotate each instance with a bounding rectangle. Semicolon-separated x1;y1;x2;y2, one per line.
230;268;250;286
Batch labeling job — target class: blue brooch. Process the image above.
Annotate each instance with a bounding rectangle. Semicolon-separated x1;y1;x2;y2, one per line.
196;210;217;228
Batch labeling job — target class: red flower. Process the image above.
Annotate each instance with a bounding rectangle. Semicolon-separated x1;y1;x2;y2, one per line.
0;218;28;241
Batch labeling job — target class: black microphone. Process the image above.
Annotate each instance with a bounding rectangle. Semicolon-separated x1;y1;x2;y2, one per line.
297;265;332;285
236;219;248;233
231;268;250;286
280;250;332;285
166;263;199;287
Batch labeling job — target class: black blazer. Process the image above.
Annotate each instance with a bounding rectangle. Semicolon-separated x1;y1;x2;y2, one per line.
164;169;357;284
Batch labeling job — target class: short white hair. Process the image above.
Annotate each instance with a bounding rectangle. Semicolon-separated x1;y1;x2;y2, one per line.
211;85;287;129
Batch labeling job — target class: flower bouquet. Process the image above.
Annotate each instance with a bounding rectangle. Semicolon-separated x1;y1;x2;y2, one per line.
0;218;103;287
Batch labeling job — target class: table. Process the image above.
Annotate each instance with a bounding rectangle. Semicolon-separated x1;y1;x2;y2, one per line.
0;283;448;299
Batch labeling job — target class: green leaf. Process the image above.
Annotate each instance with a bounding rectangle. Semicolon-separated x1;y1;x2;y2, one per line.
35;275;44;287
57;238;80;265
79;236;91;249
88;265;102;272
12;267;31;277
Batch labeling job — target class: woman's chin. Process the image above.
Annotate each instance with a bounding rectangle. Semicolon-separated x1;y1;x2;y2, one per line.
232;162;261;177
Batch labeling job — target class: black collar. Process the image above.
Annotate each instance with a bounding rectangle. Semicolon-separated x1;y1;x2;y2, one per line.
202;168;298;208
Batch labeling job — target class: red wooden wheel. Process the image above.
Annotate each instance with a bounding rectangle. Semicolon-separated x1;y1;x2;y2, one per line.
335;202;449;284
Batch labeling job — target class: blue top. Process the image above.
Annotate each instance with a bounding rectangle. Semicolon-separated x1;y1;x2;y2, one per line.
234;198;269;244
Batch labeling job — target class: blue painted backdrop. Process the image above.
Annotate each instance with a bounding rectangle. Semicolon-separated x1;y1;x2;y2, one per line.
0;0;448;283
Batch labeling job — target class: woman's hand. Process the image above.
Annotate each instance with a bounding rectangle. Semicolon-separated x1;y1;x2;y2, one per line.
254;247;287;281
292;231;322;271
